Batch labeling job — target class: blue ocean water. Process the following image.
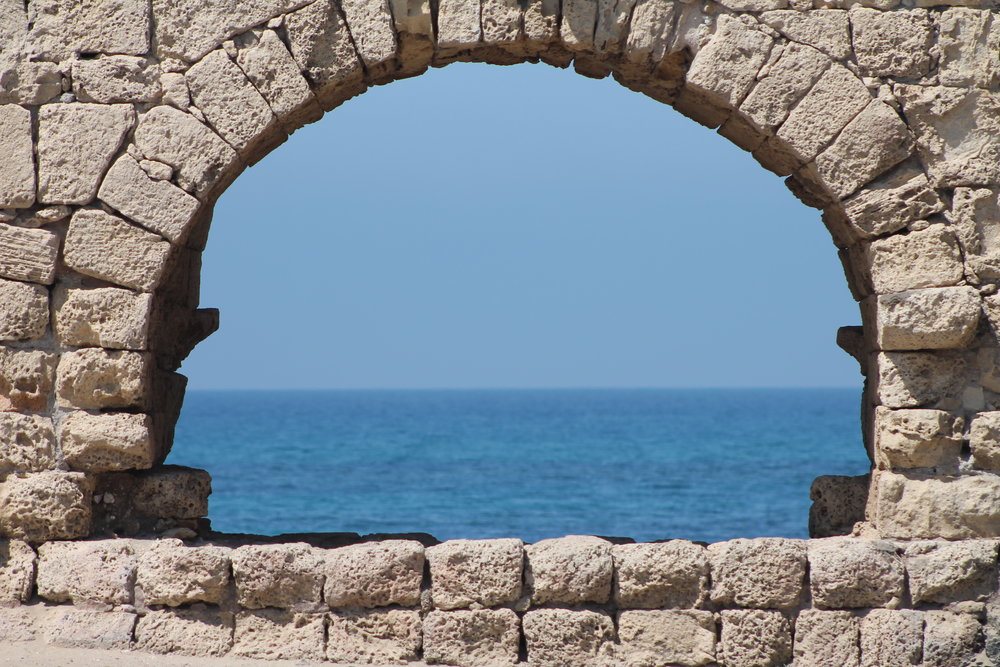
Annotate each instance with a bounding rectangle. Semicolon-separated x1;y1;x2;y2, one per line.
168;388;869;544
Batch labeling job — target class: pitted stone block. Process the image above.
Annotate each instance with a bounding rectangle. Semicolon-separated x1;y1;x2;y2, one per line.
970;412;1000;470
0;606;37;642
0;278;48;341
59;412;156;473
285;0;366;111
232;542;325;611
43;607;136;651
523;608;616;667
867;225;964;295
324;539;424;608
839;165;943;239
849;8;933;78
427;538;523;609
613;540;709;609
234;30;323;132
759;10;851;60
0;105;35;209
937;8;1000;89
872;471;1000;539
24;0;150;60
874;351;967;409
875;287;980;351
0;540;35;605
99;154;201;243
135;606;234;657
718;609;792;667
339;0;398;81
63;209;171;292
54;287;153;351
423;609;520;667
436;0;482;55
686;15;774;110
0;471;94;542
526;535;613;605
0;413;55;473
904;539;998;604
859;609;923;667
618;610;717;667
874;407;963;469
72;56;162;103
923;611;983;667
0;224;59;285
0;347;56;413
708;538;807;610
327;609;422;664
232;609;325;661
138;539;231;606
793;610;860;667
56;348;151;411
37;540;136;606
808;538;905;609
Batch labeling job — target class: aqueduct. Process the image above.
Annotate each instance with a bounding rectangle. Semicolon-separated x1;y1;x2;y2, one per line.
0;0;999;663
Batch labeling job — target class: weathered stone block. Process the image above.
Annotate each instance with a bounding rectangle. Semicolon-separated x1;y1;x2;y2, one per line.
613;540;708;609
0;413;55;473
37;540;135;606
686;16;773;110
232;609;325;661
25;0;149;60
0;62;63;106
126;466;211;519
849;8;932;78
0;606;37;641
64;209;171;292
423;609;520;667
808;538;904;609
522;608;615;667
718;609;792;667
339;0;397;81
872;470;1000;539
868;225;964;295
904;539;998;604
876;287;979;351
708;538;806;609
56;348;150;411
0;471;93;542
0;223;58;285
54;287;153;350
859;609;922;667
809;474;869;538
874;407;963;469
560;0;596;52
436;0;481;55
235;30;323;132
0;278;47;341
137;539;231;606
327;609;422;664
970;412;1000;470
739;43;830;134
59;411;155;473
794;610;860;667
839;165;943;239
324;539;423;609
44;608;136;651
0;346;56;412
0;104;34;208
526;535;613;605
232;542;324;611
390;0;435;76
72;56;161;103
938;8;1000;89
135;606;234;657
0;540;35;604
621;0;679;73
874;351;967;409
99;154;201;243
618;610;716;667
427;538;522;610
285;0;366;111
923;611;983;667
759;10;850;61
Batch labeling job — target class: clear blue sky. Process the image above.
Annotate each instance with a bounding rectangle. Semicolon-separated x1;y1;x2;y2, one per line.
185;62;862;390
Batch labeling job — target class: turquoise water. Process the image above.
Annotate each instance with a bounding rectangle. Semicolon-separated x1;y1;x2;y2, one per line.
168;388;868;543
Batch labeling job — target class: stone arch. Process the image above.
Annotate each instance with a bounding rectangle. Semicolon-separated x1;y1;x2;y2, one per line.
0;0;997;547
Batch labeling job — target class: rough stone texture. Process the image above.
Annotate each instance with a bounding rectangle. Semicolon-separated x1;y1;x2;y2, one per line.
794;610;860;667
0;540;35;605
969;411;1000;470
0;413;55;473
522;608;615;667
137;539;231;606
613;540;708;609
0;278;47;341
0;347;56;413
938;8;1000;88
423;609;520;667
99;154;201;243
231;609;325;661
234;30;323;132
0;62;63;106
327;609;422;664
874;407;963;469
0;471;94;542
859;609;923;667
904;539;998;604
59;411;155;472
872;471;1000;539
37;540;135;606
923;611;984;667
54;287;153;350
56;348;150;411
63;209;171;292
867;225;964;295
526;535;613;605
135;606;233;657
708;538;807;610
875;287;980;351
759;10;850;60
618;610;717;667
339;0;397;81
0;223;59;285
954;187;1000;281
874;351;967;409
686;16;773;111
0;105;34;208
739;43;830;136
850;8;933;78
24;0;150;60
808;538;905;609
285;0;365;111
0;606;37;642
72;56;161;103
43;608;136;651
232;543;324;611
718;609;792;667
324;540;424;608
809;474;869;538
839;165;943;239
427;538;522;609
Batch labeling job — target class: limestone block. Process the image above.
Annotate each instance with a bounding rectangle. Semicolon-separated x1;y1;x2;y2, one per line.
58;412;155;473
137;539;231;606
953;187;1000;280
285;0;366;111
809;474;869;538
618;610;716;667
718;609;792;667
0;1;26;60
232;609;325;661
938;8;1000;88
0;540;35;604
808;538;904;609
876;286;980;351
814;101;912;200
324;539;423;609
186;50;283;161
594;0;635;55
621;0;679;71
872;470;1000;539
739;43;830;133
160;73;190;109
868;225;963;294
0;347;56;412
707;538;806;609
134;105;240;199
0;223;58;285
43;608;136;651
613;540;708;609
794;610;859;667
859;609;922;667
759;10;850;60
37;540;135;606
427;538;522;609
72;56;161;103
327;609;422;664
0;105;34;208
37;104;134;205
232;543;325;611
64;209;171;292
0;413;56;473
56;348;150;411
522;608;615;667
423;609;520;667
54;287;153;350
24;0;149;60
560;0;597;52
0;471;93;542
970;412;1000;470
131;466;210;519
390;0;435;76
839;166;943;238
874;407;962;469
0;279;47;341
481;0;523;51
923;611;983;667
849;8;932;78
526;535;613;605
686;16;773;110
234;30;322;132
135;606;233;657
904;539;998;604
437;0;482;54
140;159;173;181
99;155;200;244
874;351;967;409
0;606;36;641
0;62;63;106
339;0;397;81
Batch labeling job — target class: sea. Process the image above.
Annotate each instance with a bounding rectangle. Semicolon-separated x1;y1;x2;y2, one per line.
168;388;868;544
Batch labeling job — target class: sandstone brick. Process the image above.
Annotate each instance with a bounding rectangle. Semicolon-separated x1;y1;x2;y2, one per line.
686;16;774;110
423;609;520;667
759;10;851;60
794;610;860;667
0;62;63;106
868;225;964;295
621;0;679;72
233;609;326;661
874;407;963;469
876;286;979;351
708;538;806;610
64;209;171;292
37;540;135;606
0;105;34;208
613;540;708;609
526;535;613;605
874;351;966;409
0;471;93;542
0;606;37;641
137;539;231;606
938;8;1000;88
849;8;932;78
120;466;211;520
0;278;47;341
904;539;998;604
232;543;324;611
0;413;56;473
0;223;58;285
719;609;792;667
54;287;153;350
0;347;56;412
839;166;943;238
56;348;150;411
872;470;1000;539
99;154;201;243
58;411;155;473
44;608;136;651
24;0;149;60
285;0;366;111
808;538;904;609
739;43;830;134
954;187;1000;281
923;611;983;667
859;609;922;667
135;606;234;657
559;0;596;52
327;609;422;664
481;0;523;50
339;0;397;81
72;56;161;103
437;0;482;55
234;30;322;132
427;538;522;609
324;539;424;608
522;608;615;667
970;411;1000;470
618;610;716;667
809;474;869;538
0;540;35;604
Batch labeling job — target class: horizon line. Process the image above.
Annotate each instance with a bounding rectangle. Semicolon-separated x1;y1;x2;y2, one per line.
185;385;861;392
